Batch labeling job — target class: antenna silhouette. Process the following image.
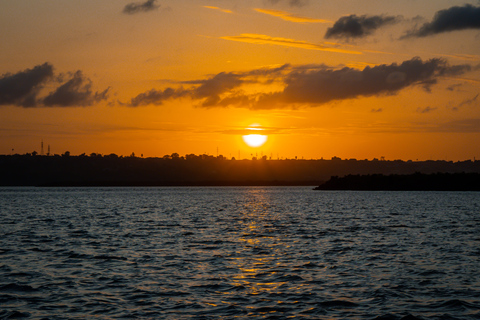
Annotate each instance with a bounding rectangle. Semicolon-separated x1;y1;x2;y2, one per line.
41;140;44;155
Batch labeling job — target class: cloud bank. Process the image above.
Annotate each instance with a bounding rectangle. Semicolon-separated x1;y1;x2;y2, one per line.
123;0;160;15
325;14;401;39
127;57;471;109
0;63;109;108
405;4;480;37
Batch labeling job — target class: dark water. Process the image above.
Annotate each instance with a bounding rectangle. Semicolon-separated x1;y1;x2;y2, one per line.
1;187;480;319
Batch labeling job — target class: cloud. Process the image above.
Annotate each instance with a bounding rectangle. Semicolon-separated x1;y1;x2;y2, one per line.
191;72;244;107
267;0;309;7
127;64;289;107
454;93;479;110
417;106;437;113
405;4;480;37
219;125;287;135
0;63;54;107
325;14;402;39
123;0;160;15
128;87;190;107
127;57;472;110
221;33;362;54
254;8;330;23
204;6;232;14
256;57;467;108
0;63;109;108
42;71;110;107
436;119;480;133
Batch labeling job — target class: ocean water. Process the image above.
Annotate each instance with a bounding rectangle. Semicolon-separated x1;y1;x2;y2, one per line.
0;187;479;320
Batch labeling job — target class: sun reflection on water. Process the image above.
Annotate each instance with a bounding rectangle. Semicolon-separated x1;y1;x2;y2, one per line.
224;188;297;298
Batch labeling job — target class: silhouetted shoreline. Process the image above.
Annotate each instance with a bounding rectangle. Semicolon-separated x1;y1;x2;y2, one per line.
39;181;320;187
314;172;480;191
1;153;479;187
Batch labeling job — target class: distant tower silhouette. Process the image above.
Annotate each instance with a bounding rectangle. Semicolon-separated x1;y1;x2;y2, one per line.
41;140;44;155
47;145;51;156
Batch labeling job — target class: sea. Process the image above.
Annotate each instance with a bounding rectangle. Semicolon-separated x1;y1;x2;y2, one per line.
0;187;479;320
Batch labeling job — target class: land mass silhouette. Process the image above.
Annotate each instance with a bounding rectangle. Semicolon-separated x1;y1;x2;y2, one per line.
314;172;480;191
1;153;479;187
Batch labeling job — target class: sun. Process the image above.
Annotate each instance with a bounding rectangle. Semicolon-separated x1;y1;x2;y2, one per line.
242;134;267;147
242;124;268;147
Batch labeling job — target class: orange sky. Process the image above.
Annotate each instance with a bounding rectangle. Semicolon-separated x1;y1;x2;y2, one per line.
1;0;479;160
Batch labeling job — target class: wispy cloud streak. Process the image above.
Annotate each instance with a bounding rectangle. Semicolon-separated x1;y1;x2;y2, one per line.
204;6;232;14
254;8;329;23
221;33;362;54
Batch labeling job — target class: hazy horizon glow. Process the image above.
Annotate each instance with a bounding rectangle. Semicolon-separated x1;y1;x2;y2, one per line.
1;0;479;161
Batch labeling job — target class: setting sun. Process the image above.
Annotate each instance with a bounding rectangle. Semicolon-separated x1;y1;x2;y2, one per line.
242;134;268;147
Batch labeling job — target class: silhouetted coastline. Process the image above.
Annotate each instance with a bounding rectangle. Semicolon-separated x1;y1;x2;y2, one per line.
1;153;479;187
314;172;480;191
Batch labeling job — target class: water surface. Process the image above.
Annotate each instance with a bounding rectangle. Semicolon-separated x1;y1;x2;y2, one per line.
1;187;479;319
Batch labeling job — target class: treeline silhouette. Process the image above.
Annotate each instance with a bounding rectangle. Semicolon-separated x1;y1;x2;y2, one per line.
314;172;480;191
1;152;480;186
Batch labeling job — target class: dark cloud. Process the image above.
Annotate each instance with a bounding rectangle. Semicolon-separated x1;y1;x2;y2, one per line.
127;73;244;107
267;0;308;7
123;0;160;15
455;93;479;110
127;58;472;110
0;63;54;107
127;65;288;107
405;4;480;37
0;63;108;108
325;14;401;39
417;106;437;113
128;87;189;107
192;72;244;107
255;57;460;108
42;71;109;107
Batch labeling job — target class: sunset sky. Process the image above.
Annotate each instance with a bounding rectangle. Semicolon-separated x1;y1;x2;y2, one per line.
1;0;479;160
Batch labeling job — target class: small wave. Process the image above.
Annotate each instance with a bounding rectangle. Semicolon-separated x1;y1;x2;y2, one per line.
318;299;358;308
303;261;320;267
249;305;293;314
0;283;38;293
0;249;13;255
0;310;31;319
274;274;304;282
67;251;93;259
155;290;191;297
93;255;128;261
372;314;424;320
429;299;480;311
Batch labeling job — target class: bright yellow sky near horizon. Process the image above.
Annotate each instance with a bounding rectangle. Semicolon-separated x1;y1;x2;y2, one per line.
1;0;479;160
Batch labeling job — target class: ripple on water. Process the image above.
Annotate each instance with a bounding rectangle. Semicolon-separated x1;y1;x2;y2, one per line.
0;188;480;319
